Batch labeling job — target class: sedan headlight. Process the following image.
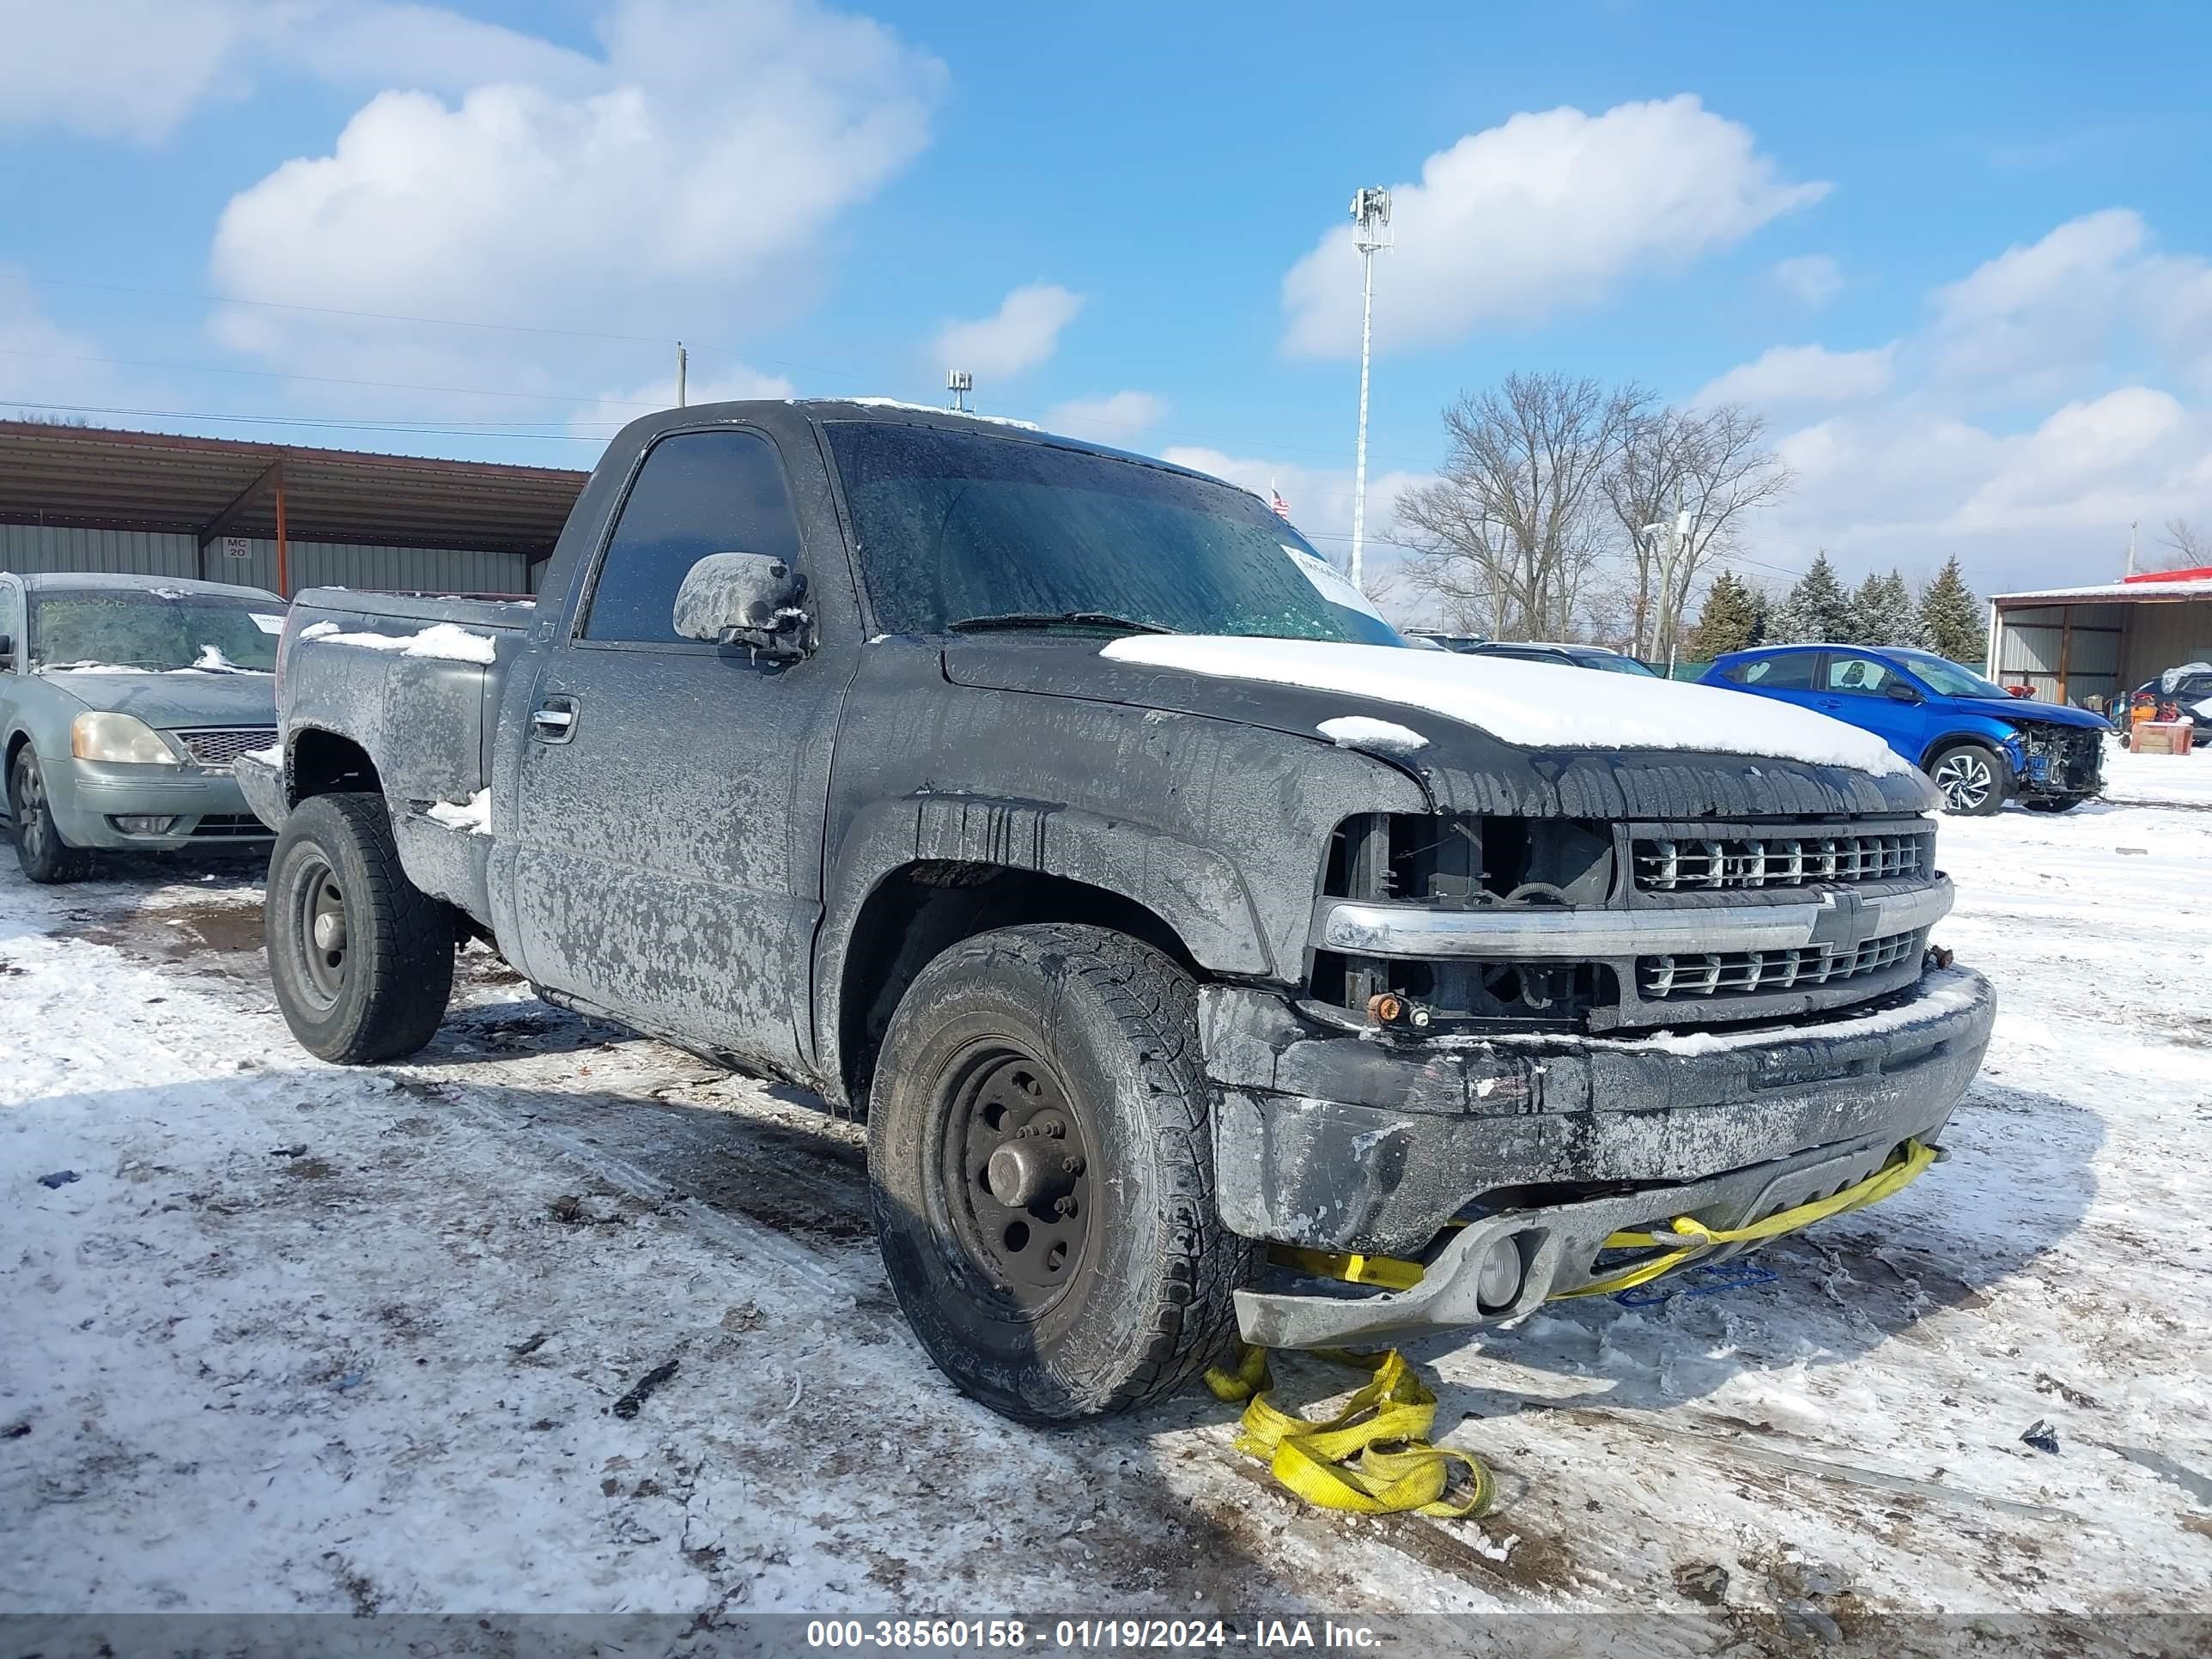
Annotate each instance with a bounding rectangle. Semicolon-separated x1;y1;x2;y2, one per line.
70;712;181;765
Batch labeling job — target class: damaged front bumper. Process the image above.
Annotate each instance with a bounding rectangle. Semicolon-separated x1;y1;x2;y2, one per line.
1200;965;1996;1348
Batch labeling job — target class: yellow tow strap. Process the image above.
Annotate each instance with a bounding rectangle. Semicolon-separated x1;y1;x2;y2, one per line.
1203;1345;1492;1518
1208;1139;1936;1518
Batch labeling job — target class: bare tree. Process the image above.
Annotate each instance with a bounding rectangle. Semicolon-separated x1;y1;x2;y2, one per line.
1395;374;1650;640
2156;517;2209;569
1605;404;1792;661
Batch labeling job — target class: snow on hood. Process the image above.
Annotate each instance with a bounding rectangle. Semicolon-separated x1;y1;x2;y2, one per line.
1099;635;1912;776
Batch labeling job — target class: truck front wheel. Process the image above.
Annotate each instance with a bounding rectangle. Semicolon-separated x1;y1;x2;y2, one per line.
867;923;1254;1424
266;792;454;1064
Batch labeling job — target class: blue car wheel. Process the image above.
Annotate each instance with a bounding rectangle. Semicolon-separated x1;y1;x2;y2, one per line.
1927;743;2008;816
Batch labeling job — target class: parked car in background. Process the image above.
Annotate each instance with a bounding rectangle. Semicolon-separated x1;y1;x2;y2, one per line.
1455;641;1658;677
2123;663;2212;744
1403;632;1660;675
1702;643;2111;816
0;572;284;881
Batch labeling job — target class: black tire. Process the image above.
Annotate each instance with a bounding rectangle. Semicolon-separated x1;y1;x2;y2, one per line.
867;923;1254;1424
1926;743;2010;816
9;746;95;884
265;792;454;1063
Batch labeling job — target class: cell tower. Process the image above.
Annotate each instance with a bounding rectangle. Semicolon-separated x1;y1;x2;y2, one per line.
946;369;973;413
1348;185;1392;592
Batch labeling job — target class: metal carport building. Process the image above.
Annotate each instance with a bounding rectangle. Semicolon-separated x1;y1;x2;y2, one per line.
1987;567;2212;709
0;421;588;598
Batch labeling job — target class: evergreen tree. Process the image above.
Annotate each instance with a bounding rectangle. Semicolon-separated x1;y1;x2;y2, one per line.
1917;556;1983;663
1773;552;1856;642
1686;570;1764;659
1851;568;1917;645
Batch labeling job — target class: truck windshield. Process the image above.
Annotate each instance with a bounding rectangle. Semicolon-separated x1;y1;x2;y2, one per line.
825;422;1403;645
31;589;283;673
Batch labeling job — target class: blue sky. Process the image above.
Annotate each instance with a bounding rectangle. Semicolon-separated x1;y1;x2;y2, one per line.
4;0;2209;602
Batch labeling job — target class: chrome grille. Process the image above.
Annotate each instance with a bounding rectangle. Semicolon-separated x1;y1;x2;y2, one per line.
1634;830;1929;891
174;727;276;772
1639;929;1923;1000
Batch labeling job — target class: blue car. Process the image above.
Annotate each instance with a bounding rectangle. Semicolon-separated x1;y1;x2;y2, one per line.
1701;644;2111;815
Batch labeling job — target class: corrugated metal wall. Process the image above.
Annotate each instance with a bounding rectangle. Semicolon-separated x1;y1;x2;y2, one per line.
1993;598;2212;705
1;523;532;597
2120;602;2212;689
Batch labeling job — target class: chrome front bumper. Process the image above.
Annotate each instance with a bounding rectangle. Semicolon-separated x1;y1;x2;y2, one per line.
1316;876;1954;960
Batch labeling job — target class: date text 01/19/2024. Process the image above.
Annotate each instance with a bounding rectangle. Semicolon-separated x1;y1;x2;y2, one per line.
804;1620;1384;1650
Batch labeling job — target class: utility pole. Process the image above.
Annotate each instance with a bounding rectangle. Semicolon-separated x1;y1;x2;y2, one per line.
675;342;688;408
1348;186;1392;594
946;369;973;413
2126;519;2137;576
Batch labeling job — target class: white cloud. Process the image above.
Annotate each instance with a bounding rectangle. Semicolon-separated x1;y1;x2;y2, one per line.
1772;253;1843;307
567;362;797;439
0;1;600;144
207;0;945;392
1041;390;1167;445
1279;96;1826;357
1748;392;2212;593
1696;343;1896;408
0;275;139;408
931;285;1083;380
1929;208;2148;392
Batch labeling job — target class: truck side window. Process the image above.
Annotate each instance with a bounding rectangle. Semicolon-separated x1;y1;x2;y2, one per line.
0;582;20;660
582;430;803;643
1736;653;1818;690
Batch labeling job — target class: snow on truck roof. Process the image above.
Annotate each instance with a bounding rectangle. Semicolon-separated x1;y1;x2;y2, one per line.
1099;635;1913;776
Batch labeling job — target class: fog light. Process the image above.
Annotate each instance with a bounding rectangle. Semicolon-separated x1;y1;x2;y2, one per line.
111;815;177;836
1475;1233;1523;1312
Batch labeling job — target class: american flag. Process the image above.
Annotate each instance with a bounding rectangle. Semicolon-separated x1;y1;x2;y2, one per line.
1269;485;1291;520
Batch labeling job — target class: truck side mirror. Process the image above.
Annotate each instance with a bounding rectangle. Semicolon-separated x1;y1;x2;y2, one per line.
672;552;812;661
0;633;12;669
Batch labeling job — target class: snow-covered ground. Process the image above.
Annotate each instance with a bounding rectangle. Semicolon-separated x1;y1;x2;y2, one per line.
5;744;2211;1637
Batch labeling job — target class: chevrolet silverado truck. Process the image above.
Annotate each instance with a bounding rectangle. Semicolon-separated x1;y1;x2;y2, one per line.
238;400;1996;1425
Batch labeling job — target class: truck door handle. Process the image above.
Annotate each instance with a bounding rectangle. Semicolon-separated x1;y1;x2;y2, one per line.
531;696;579;744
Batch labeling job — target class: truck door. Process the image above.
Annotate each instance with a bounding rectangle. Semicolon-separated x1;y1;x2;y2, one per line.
501;426;847;1072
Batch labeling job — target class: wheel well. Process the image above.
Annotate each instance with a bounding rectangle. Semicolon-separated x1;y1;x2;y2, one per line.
289;728;381;801
3;728;27;808
836;862;1200;1118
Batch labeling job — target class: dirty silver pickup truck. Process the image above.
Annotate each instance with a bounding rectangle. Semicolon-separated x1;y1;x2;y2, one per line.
239;399;1995;1423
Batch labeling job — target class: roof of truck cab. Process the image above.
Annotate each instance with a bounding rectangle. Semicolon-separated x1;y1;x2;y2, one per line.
9;570;283;602
659;398;1235;490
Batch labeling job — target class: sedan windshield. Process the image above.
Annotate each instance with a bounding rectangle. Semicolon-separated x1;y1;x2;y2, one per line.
1887;649;2008;699
31;589;283;673
825;422;1402;646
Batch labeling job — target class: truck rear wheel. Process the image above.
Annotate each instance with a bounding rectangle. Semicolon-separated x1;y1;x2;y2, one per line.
266;792;454;1064
866;923;1254;1424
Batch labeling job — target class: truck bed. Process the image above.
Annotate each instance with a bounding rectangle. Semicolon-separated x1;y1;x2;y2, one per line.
240;587;536;927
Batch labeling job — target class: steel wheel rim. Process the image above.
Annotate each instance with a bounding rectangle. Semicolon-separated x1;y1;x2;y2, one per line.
1934;752;1992;811
294;853;349;1009
16;759;48;858
935;1042;1095;1316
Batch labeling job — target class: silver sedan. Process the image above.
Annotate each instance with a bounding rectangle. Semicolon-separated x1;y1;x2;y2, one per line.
0;572;285;883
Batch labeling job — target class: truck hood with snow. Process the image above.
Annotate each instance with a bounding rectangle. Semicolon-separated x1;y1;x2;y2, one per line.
942;634;1940;818
37;668;276;730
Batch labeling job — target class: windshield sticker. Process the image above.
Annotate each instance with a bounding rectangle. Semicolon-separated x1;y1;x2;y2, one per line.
1281;544;1385;622
249;613;286;634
